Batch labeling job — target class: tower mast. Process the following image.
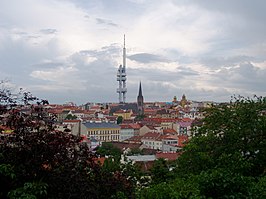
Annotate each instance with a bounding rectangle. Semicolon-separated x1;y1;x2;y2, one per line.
117;35;127;104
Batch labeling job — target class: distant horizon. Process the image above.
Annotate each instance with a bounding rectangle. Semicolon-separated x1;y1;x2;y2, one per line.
45;96;243;106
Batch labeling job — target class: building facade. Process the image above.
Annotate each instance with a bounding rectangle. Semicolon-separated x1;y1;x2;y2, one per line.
72;122;120;142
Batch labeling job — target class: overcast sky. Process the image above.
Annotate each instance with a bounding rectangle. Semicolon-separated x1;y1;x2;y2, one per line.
0;0;266;104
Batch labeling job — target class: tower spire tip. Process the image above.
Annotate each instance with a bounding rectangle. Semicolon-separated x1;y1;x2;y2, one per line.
124;34;125;47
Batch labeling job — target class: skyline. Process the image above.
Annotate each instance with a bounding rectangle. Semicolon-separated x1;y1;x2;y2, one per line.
0;0;266;104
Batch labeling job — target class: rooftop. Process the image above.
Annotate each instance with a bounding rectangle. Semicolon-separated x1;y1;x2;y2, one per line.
83;122;120;129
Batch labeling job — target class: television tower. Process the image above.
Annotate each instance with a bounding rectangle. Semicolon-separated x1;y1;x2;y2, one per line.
117;35;127;104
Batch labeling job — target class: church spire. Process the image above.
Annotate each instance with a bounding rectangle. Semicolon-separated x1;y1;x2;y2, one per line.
138;81;143;97
137;81;144;115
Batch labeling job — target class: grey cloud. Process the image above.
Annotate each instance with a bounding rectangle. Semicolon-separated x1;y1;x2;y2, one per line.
79;44;121;58
40;28;57;34
128;53;169;63
95;18;118;27
200;55;257;69
29;44;122;103
128;66;198;82
0;33;61;86
190;0;266;22
211;62;266;93
32;61;65;70
126;77;232;103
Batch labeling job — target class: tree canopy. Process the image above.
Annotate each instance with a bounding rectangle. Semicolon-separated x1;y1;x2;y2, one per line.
0;84;137;199
139;96;266;198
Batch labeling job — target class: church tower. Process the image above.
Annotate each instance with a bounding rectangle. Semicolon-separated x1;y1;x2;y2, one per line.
180;94;187;108
137;82;144;115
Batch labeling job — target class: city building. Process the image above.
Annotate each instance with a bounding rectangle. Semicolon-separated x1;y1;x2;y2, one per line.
119;124;135;141
72;122;120;142
113;109;133;120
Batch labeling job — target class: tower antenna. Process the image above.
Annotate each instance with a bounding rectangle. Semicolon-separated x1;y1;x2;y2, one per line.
124;34;125;48
117;35;127;104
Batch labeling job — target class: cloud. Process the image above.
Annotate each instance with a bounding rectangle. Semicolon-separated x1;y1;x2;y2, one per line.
0;0;266;104
200;55;256;69
40;28;57;34
95;18;118;27
128;53;169;63
30;66;78;82
213;62;266;92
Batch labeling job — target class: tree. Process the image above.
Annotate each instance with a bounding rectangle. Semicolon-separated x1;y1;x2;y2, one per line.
96;142;122;161
173;96;266;198
117;116;123;124
150;158;174;184
139;96;266;198
177;96;266;177
0;83;136;199
65;114;77;120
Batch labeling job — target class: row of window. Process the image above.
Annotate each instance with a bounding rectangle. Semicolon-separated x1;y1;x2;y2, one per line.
144;141;162;145
92;135;120;141
88;129;119;135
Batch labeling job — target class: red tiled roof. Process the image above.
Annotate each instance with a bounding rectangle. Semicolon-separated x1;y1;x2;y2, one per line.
177;135;189;147
144;118;178;123
156;152;181;161
124;135;143;143
120;124;133;129
129;123;141;129
93;157;106;166
80;135;91;143
163;128;177;134
63;119;80;123
120;123;141;129
181;118;192;122
142;132;161;140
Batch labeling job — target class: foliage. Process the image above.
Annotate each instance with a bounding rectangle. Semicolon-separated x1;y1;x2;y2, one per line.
177;96;266;177
65;114;77;120
138;177;201;199
135;114;145;121
150;158;174;184
8;182;48;199
127;148;144;156
96;142;122;160
0;83;136;199
139;96;266;198
117;116;123;124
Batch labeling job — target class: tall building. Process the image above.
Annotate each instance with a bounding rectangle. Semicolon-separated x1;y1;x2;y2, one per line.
137;82;144;115
117;35;127;104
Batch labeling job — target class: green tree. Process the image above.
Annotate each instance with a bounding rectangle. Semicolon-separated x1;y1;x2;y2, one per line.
117;116;123;124
96;142;122;160
65;114;77;120
174;96;266;198
0;84;136;199
139;96;266;198
150;158;174;184
177;96;266;177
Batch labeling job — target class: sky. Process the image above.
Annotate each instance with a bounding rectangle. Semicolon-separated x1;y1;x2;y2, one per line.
0;0;266;104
